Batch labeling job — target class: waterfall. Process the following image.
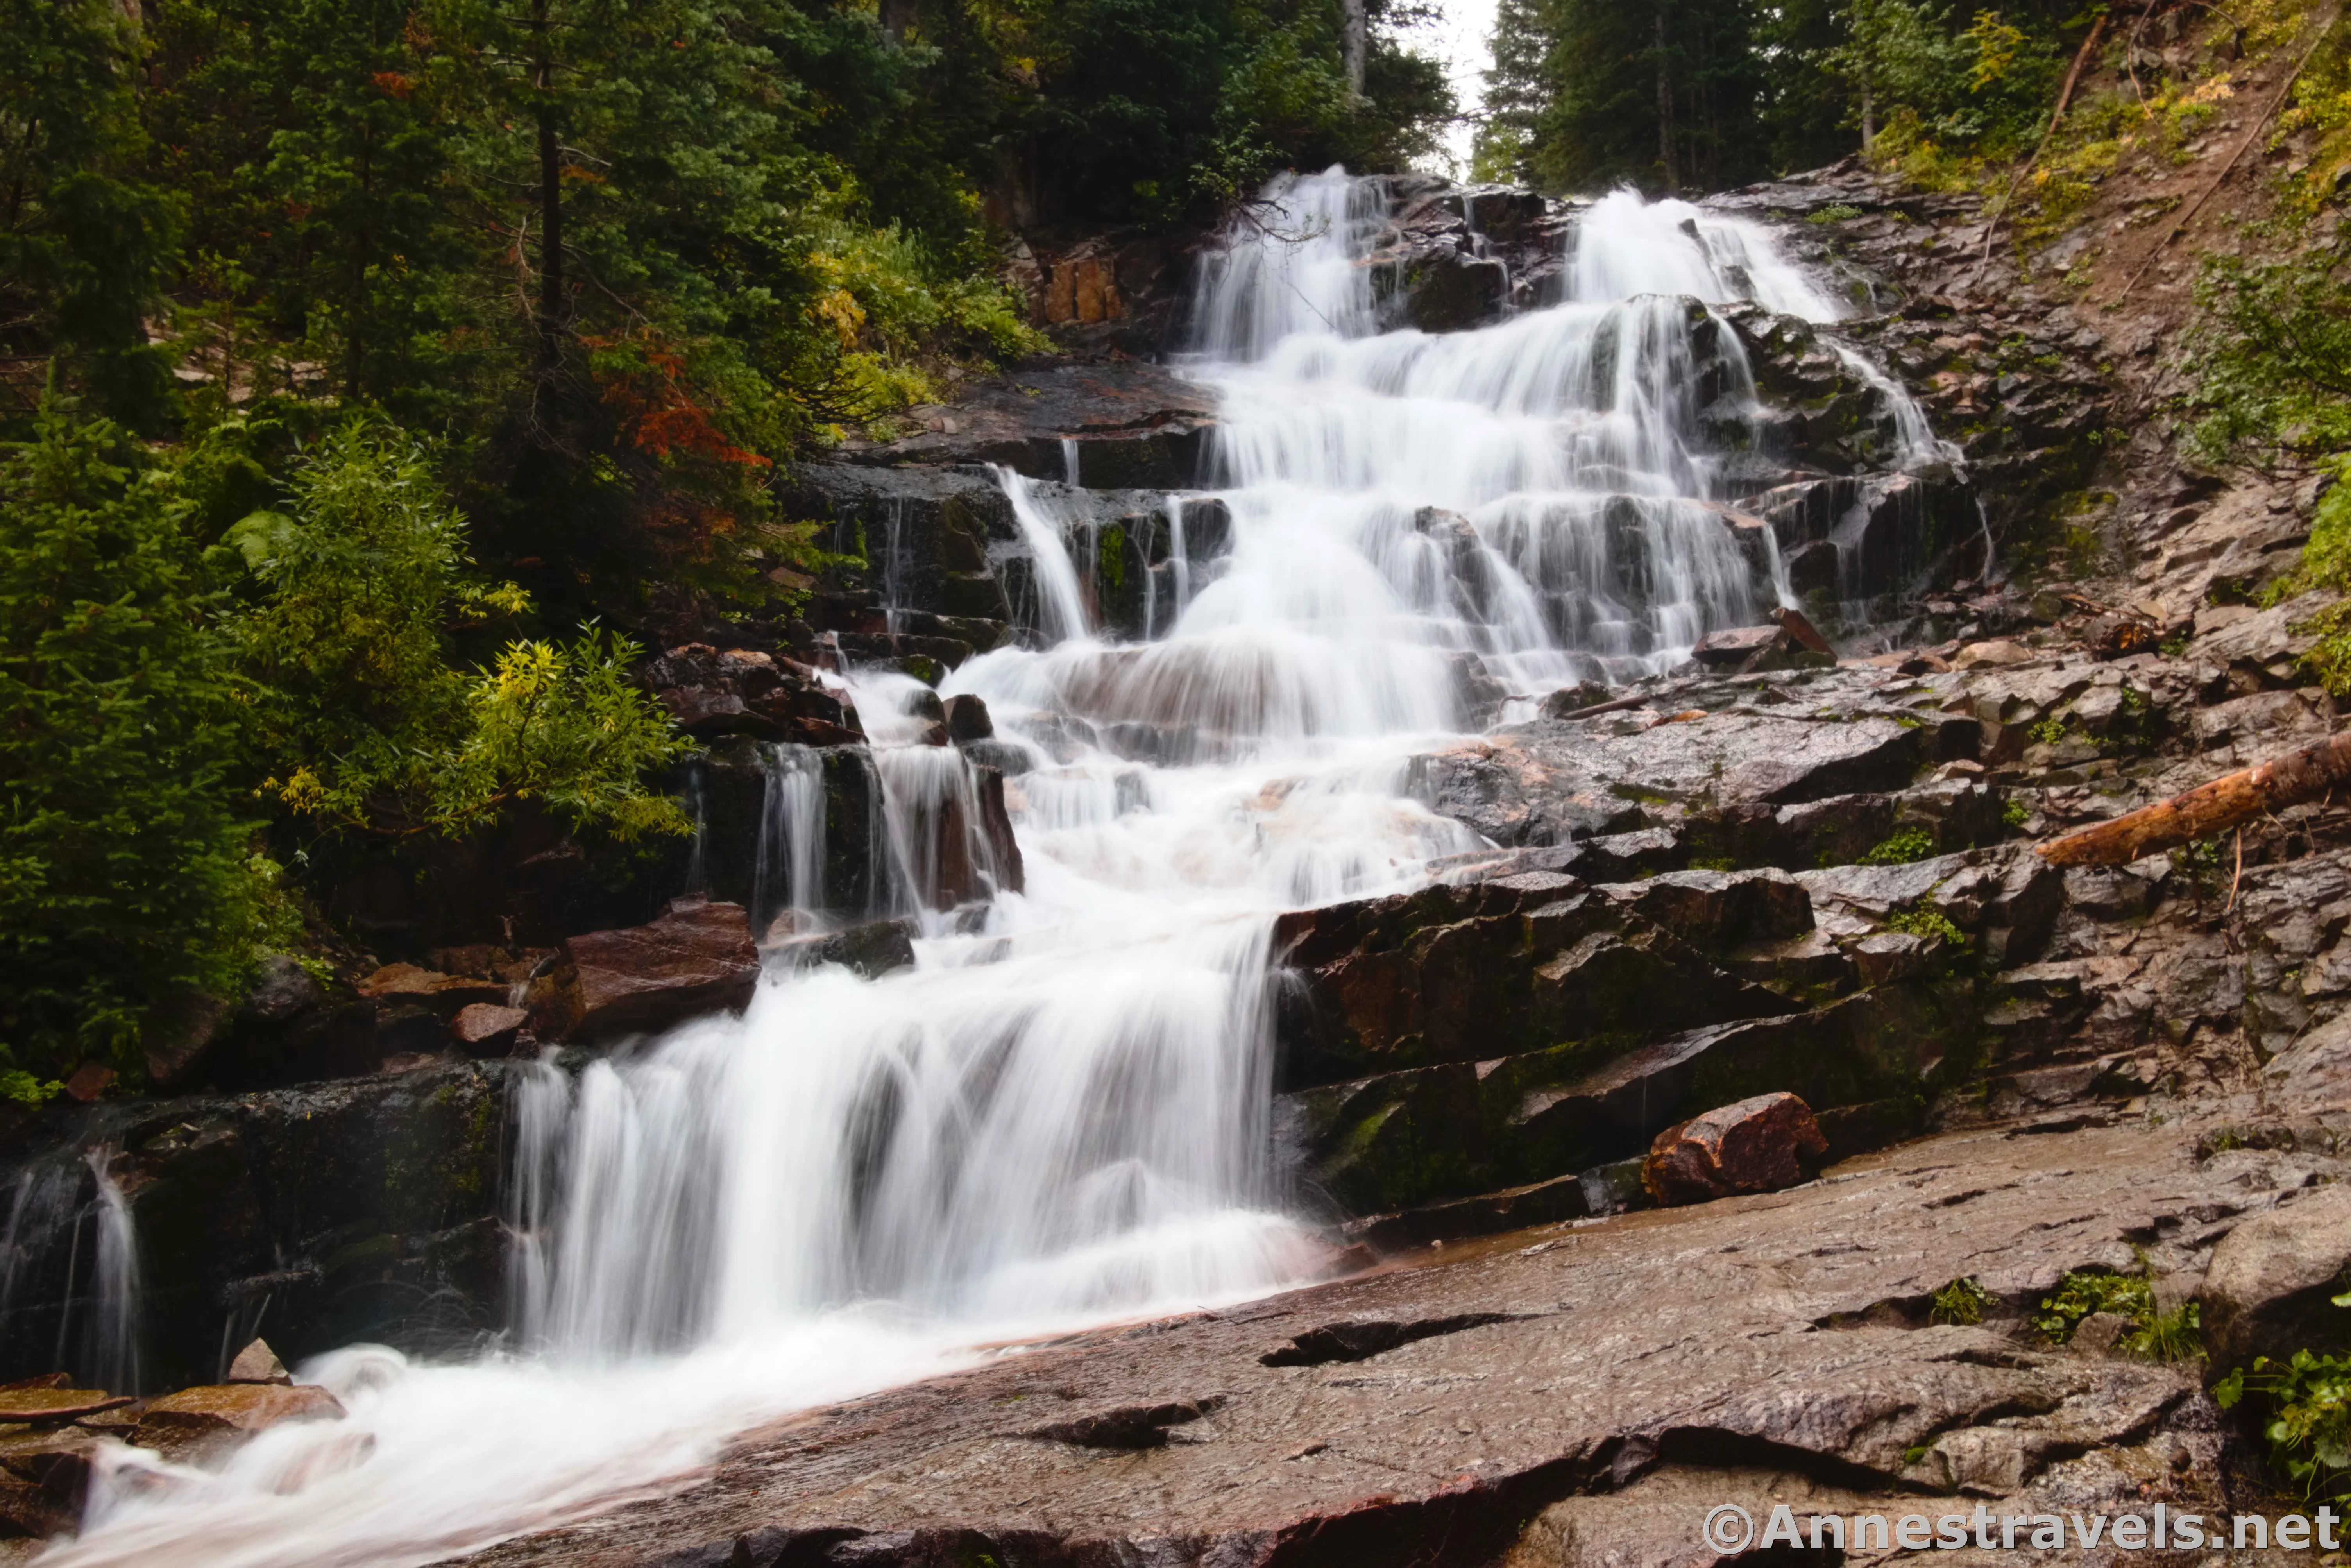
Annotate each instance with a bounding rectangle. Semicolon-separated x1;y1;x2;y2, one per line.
751;743;826;931
0;1150;143;1395
997;468;1094;644
85;1150;141;1396
48;174;1955;1568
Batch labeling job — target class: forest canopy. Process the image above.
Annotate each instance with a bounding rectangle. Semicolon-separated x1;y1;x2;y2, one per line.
1475;0;2076;194
0;0;1450;1091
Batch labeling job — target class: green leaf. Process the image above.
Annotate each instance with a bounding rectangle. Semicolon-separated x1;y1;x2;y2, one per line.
223;510;293;571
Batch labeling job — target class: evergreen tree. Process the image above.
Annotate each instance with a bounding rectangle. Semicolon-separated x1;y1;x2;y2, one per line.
144;0;463;421
0;0;179;432
0;410;275;1085
1473;0;1549;183
1516;0;1769;196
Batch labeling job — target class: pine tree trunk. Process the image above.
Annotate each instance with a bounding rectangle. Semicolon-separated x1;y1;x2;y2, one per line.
532;0;564;372
1655;1;1676;192
348;131;371;400
1342;0;1367;96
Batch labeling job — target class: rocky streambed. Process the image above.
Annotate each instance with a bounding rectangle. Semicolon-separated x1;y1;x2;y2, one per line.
444;1108;2345;1568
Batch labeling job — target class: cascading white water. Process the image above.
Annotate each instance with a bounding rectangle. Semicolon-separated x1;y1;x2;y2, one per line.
0;1153;141;1394
84;1151;141;1398
46;172;1939;1568
751;743;827;929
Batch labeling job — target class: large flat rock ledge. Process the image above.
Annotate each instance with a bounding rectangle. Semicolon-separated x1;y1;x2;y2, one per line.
455;1111;2334;1568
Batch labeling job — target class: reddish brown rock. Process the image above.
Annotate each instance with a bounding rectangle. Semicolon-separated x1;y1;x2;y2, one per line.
137;1382;344;1437
1641;1090;1828;1206
1020;1398;1222;1449
547;899;760;1042
0;1427;105;1516
61;1061;114;1102
0;1472;72;1539
440;1120;2252;1568
0;1388;130;1424
358;964;510;1019
450;1003;529;1056
943;693;995;744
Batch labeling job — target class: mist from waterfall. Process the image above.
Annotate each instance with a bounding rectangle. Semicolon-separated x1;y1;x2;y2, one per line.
46;171;1904;1568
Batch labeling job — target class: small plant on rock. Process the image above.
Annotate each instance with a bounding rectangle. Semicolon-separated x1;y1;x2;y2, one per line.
1887;907;1966;946
2033;1269;2152;1341
2216;1290;2351;1501
1861;825;1938;865
2002;797;2031;828
1930;1275;1995;1325
2130;1300;2205;1364
2030;1267;2203;1362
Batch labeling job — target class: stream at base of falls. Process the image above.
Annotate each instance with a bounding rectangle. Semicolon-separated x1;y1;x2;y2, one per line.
37;172;1942;1568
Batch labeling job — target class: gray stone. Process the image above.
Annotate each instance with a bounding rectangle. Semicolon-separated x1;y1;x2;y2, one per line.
2200;1182;2351;1373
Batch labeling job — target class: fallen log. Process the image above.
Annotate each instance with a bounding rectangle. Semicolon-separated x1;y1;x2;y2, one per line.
2035;730;2351;866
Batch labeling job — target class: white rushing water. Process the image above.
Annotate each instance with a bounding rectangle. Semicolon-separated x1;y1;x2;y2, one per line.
45;173;1910;1568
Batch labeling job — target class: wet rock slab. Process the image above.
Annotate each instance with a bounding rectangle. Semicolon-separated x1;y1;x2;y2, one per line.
840;362;1218;486
449;1116;2301;1568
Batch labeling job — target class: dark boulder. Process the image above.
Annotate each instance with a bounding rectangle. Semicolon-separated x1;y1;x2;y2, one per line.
640;643;864;748
534;899;761;1043
1641;1091;1829;1205
0;1061;512;1392
943;693;994;743
838;362;1217;487
769;917;919;979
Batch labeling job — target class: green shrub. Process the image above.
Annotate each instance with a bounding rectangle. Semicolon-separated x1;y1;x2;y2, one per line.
2133;1300;2206;1364
2034;1269;2152;1341
1931;1275;1995;1325
235;422;692;843
2257;460;2351;696
2216;1290;2351;1500
2032;1267;2203;1361
0;407;284;1082
1887;906;1966;945
1861;825;1938;865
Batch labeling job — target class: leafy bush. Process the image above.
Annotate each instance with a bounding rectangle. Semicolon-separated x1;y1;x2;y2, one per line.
2183;246;2351;467
1931;1275;1995;1325
1861;825;1938;865
234;422;691;842
2034;1269;2153;1341
2033;1267;2204;1362
0;408;283;1082
2216;1289;2351;1500
1887;906;1966;945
